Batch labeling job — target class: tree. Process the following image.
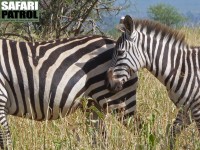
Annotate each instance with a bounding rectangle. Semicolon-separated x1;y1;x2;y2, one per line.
0;0;128;41
148;3;186;27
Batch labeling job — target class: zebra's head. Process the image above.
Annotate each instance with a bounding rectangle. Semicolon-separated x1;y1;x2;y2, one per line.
107;15;146;92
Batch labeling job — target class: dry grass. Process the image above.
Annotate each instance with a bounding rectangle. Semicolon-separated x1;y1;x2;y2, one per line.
7;27;200;150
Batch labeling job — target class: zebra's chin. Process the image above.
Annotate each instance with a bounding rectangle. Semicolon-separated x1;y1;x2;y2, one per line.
107;80;123;93
106;67;124;93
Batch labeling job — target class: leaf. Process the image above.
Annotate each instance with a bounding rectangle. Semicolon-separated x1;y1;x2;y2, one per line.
149;134;156;147
89;105;105;119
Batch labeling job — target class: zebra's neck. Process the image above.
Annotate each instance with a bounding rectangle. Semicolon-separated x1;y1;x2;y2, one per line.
140;31;200;92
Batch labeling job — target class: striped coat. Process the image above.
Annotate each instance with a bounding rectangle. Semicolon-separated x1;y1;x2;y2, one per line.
107;15;200;149
0;35;138;148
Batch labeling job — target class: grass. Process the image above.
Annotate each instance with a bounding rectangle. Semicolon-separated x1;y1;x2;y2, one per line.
7;27;200;150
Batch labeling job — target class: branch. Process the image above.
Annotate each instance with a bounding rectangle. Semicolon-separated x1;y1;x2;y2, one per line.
74;0;99;36
24;23;33;42
2;33;30;41
60;0;92;32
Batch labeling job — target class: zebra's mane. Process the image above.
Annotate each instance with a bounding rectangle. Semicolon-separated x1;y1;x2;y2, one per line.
134;19;186;44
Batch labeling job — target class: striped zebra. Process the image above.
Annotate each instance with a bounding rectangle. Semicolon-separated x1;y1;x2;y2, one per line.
0;35;138;149
107;15;200;149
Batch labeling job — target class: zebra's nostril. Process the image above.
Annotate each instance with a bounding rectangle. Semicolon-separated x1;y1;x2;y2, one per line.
119;85;123;90
113;81;123;92
115;86;122;92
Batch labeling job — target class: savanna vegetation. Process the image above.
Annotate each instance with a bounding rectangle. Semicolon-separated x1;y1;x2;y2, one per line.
148;3;186;27
2;1;200;149
7;27;200;150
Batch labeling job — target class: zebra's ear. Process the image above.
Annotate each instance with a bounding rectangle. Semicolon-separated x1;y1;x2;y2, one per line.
123;15;134;35
116;16;126;32
116;24;126;32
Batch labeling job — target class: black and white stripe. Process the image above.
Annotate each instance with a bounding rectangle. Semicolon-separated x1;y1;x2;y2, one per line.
0;35;138;149
107;15;200;149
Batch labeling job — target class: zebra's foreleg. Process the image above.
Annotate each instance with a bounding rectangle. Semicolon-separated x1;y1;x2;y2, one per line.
169;109;192;149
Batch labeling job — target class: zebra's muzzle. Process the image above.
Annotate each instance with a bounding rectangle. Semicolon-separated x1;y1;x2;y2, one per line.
106;67;123;93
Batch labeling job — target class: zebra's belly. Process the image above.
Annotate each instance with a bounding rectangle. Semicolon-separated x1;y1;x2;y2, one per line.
5;63;89;120
6;85;84;121
168;86;199;108
7;96;81;121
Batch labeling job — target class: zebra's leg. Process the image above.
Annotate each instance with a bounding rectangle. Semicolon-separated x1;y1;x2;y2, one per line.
169;109;192;149
0;83;11;149
0;112;11;150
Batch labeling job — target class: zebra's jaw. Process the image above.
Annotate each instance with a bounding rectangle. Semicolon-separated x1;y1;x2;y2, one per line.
106;67;123;93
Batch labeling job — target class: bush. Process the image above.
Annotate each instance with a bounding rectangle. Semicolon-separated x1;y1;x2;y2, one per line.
148;3;186;27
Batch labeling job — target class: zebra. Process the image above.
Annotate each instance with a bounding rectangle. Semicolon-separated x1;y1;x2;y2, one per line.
0;35;138;149
106;15;200;149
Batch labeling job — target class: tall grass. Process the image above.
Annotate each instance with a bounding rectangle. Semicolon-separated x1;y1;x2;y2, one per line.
7;27;200;149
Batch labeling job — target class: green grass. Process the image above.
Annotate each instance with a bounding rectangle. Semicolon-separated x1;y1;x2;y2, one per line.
7;27;200;149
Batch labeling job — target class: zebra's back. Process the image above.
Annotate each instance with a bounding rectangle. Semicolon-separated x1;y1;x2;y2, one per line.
0;35;137;121
0;35;138;149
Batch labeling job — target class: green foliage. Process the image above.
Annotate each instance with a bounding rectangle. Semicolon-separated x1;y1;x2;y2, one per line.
0;0;127;41
148;3;187;27
106;28;121;39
